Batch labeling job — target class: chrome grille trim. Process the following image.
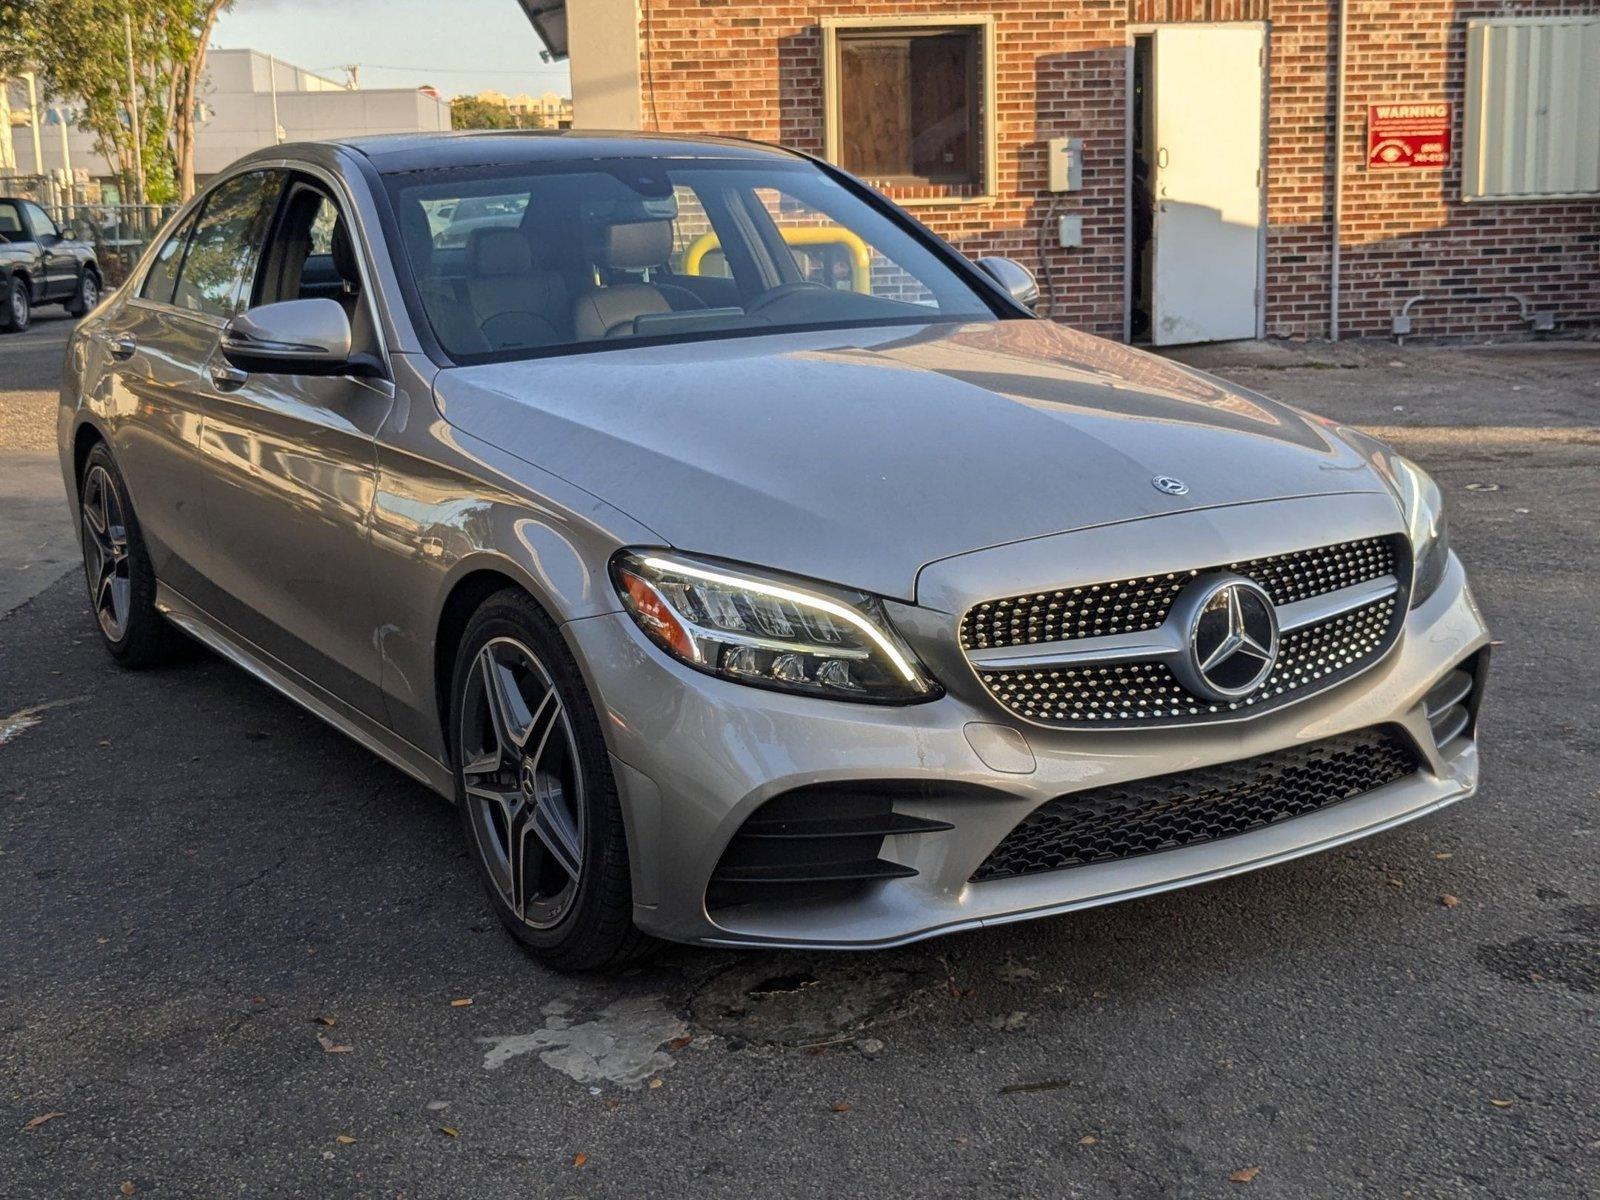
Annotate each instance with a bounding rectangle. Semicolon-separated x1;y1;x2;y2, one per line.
966;574;1399;672
961;536;1409;728
960;535;1400;652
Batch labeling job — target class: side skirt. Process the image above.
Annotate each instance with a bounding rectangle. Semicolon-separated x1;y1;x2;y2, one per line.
156;583;455;799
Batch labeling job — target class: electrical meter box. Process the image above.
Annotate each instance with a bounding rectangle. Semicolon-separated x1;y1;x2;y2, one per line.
1046;136;1082;192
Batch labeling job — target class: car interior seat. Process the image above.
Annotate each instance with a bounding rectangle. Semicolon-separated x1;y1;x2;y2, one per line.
571;220;706;340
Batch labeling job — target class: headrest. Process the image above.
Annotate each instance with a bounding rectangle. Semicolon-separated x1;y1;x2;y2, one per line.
467;227;533;276
598;220;672;272
330;218;359;286
399;202;433;270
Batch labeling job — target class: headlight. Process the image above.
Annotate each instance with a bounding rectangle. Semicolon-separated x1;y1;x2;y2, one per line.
611;551;941;703
1392;456;1450;607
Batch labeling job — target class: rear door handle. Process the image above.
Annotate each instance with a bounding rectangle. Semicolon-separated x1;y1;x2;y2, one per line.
107;334;137;360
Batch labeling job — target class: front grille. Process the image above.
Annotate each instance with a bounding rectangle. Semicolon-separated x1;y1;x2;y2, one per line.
970;727;1421;882
961;536;1399;651
962;536;1408;728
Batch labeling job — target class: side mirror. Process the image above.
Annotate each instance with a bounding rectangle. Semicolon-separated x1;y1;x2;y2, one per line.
975;256;1040;311
221;298;372;377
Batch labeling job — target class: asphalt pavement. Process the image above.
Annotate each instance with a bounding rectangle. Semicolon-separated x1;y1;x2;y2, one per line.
2;327;1596;1198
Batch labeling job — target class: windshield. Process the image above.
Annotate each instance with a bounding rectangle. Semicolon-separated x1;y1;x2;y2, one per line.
381;157;1005;363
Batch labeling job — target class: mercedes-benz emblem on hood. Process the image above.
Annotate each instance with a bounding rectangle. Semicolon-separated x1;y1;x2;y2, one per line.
1170;575;1279;702
1152;475;1189;496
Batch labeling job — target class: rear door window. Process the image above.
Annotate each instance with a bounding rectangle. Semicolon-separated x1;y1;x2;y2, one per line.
171;172;283;319
140;213;199;304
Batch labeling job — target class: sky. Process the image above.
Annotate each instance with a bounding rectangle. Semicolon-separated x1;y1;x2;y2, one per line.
212;0;572;99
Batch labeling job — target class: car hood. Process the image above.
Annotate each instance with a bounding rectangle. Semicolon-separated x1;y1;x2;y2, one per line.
434;320;1389;602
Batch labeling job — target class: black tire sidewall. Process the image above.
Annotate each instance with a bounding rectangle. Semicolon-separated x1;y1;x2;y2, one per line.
8;278;29;331
448;590;639;968
80;442;168;665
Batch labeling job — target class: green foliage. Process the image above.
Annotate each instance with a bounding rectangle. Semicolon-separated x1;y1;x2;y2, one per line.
0;0;231;201
450;95;551;131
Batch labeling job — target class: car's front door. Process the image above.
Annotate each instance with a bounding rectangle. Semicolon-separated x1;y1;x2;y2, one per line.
20;201;75;298
194;174;395;722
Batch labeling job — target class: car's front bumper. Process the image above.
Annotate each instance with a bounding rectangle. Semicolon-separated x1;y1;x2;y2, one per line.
566;516;1489;951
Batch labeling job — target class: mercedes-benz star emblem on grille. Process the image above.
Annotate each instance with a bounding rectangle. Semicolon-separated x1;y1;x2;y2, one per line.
1152;475;1189;496
1171;575;1280;702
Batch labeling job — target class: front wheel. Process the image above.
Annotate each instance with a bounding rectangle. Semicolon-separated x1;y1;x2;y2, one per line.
0;276;29;332
449;589;653;971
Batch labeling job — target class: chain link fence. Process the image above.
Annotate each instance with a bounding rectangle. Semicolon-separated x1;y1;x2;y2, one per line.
1;172;176;285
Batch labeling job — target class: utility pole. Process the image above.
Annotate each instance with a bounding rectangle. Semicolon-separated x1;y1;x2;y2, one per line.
269;54;284;142
123;13;144;203
22;71;44;175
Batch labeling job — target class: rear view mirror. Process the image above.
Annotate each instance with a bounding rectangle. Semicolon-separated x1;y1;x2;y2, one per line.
975;256;1040;311
221;298;372;377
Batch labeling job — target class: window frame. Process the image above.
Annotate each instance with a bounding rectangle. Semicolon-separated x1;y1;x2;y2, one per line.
168;170;283;321
821;13;998;205
0;199;35;243
1462;15;1600;203
21;201;60;240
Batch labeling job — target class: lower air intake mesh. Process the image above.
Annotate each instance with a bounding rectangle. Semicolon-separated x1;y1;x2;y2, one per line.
971;727;1420;882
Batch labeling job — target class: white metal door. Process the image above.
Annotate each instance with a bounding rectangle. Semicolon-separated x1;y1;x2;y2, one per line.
1150;25;1265;345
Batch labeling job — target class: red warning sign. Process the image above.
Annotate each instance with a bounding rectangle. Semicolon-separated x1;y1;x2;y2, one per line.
1367;102;1452;170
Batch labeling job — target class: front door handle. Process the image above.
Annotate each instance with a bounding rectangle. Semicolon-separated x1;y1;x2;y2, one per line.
208;360;249;390
107;334;137;360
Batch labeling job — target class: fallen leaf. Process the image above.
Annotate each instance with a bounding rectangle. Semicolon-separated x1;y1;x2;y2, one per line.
335;1134;356;1145
22;1112;65;1131
1528;971;1544;983
1433;851;1453;860
1091;989;1111;1000
1440;894;1460;908
572;1152;589;1167
317;1033;354;1053
439;1126;459;1138
450;997;473;1007
1079;1135;1099;1146
951;1135;970;1147
1229;1166;1262;1184
1490;1098;1514;1109
315;1015;337;1027
119;1182;136;1196
1388;877;1405;888
603;1098;622;1111
648;1078;664;1090
665;1035;692;1051
831;1101;853;1113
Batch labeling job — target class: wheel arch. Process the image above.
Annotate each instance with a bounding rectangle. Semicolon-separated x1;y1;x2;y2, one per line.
431;555;570;759
71;419;108;497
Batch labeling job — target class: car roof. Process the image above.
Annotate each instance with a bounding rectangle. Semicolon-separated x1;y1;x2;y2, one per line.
273;130;809;174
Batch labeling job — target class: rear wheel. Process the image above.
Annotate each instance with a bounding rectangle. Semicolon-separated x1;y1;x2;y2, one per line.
449;589;653;970
0;276;29;332
78;443;182;667
65;268;99;317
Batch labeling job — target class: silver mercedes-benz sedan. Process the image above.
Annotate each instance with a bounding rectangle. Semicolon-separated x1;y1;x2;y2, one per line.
59;132;1489;968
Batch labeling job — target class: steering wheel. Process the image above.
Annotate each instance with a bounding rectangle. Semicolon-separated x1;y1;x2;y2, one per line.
746;280;835;313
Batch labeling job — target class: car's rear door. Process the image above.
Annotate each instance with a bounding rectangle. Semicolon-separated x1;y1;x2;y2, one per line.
193;173;395;722
87;193;248;603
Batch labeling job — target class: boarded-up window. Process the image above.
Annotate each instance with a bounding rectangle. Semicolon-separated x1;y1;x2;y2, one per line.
837;28;980;185
1464;17;1600;201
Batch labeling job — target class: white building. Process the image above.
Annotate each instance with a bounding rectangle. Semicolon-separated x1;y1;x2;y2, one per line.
7;49;451;191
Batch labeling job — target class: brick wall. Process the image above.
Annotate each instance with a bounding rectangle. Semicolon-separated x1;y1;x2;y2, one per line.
633;0;1600;341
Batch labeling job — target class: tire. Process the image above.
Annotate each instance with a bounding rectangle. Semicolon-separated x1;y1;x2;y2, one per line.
0;276;29;332
65;268;99;317
448;588;654;971
78;442;183;667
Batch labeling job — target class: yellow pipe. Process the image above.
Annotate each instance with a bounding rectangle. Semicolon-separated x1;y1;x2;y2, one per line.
681;225;872;293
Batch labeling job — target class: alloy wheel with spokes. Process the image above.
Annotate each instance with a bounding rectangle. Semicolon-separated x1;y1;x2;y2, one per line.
459;636;588;930
81;463;133;640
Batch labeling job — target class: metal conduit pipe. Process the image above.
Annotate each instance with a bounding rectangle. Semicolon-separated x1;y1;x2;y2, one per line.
1329;1;1349;342
1391;292;1552;344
